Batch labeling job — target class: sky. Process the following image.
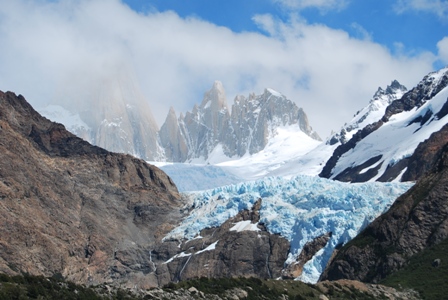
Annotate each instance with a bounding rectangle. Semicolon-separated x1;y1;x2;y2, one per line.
0;0;447;138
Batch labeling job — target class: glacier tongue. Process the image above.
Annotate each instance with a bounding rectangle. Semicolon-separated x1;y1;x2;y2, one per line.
166;175;413;283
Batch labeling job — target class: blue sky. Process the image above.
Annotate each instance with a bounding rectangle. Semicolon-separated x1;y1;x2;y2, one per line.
125;0;447;63
0;0;447;136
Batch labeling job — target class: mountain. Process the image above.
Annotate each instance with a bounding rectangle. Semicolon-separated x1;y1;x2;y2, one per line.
0;90;181;288
160;81;231;162
41;79;321;166
157;80;409;191
40;71;164;161
320;67;448;183
160;81;321;163
0;90;296;288
327;80;407;145
320;122;448;291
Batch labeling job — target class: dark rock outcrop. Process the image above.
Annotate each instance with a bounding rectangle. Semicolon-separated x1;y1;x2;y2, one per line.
320;129;448;282
282;232;332;279
156;199;290;284
0;91;182;288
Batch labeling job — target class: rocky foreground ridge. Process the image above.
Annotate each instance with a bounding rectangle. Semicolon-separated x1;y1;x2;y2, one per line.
0;90;182;287
0;91;292;289
320;122;448;284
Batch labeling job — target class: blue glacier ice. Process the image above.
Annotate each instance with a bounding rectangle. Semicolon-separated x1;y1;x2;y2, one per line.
165;175;413;283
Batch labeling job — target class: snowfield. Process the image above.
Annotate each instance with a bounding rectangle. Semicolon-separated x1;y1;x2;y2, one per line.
330;72;448;181
156;124;330;192
165;175;413;283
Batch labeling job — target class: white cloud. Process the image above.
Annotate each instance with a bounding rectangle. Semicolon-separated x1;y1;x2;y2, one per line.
0;0;436;137
437;37;448;63
350;22;372;41
272;0;349;12
394;0;448;19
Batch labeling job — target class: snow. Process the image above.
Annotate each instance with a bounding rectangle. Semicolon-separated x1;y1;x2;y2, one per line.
156;124;328;192
229;220;260;232
163;251;192;264
196;240;219;255
267;88;283;98
165;175;413;283
216;125;324;180
327;81;406;145
39;105;90;133
330;84;448;181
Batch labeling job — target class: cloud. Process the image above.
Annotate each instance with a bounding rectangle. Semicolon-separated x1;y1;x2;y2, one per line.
272;0;349;12
394;0;448;19
0;0;436;137
437;37;448;63
350;22;372;41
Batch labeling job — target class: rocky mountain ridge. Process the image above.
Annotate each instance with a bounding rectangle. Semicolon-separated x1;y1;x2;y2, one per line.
41;72;164;161
320;121;448;285
0;91;292;289
320;67;448;183
0;90;183;288
41;80;320;164
160;81;321;162
327;80;407;145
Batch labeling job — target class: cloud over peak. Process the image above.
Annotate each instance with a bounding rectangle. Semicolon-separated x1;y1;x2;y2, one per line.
0;0;438;137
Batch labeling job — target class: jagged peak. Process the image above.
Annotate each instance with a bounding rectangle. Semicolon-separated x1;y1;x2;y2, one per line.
164;106;177;122
385;80;407;94
234;94;245;104
200;80;228;112
426;65;448;78
372;80;407;101
372;87;384;99
212;80;224;91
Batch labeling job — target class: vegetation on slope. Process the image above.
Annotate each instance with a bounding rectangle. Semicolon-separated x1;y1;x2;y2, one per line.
0;272;390;300
382;238;448;300
0;273;137;300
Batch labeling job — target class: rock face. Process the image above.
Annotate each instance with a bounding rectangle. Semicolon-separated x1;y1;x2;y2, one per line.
0;91;292;288
282;232;332;279
327;80;407;146
320;125;448;282
160;82;321;162
156;199;290;285
228;88;321;157
40;72;164;161
320;67;448;183
0;91;182;288
159;107;188;162
42;80;320;163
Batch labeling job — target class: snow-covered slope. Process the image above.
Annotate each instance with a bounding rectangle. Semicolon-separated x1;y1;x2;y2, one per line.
165;175;413;283
159;80;412;191
321;67;448;182
216;125;324;179
327;80;407;145
39;105;92;142
158;125;327;191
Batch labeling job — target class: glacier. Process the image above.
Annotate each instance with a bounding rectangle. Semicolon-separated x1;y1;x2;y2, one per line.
165;175;413;283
